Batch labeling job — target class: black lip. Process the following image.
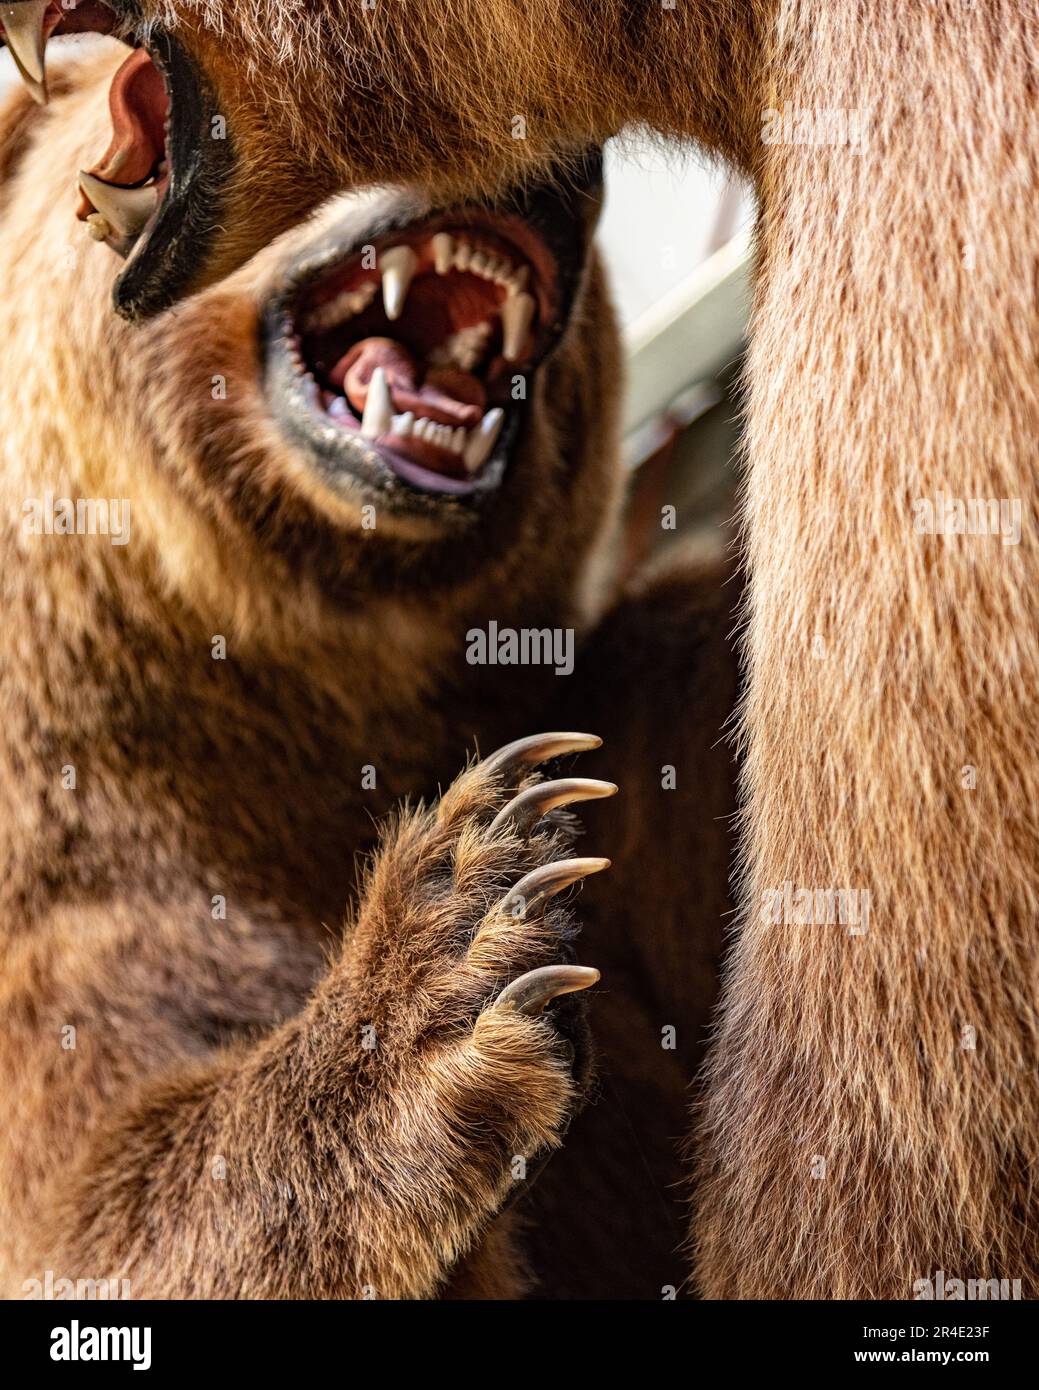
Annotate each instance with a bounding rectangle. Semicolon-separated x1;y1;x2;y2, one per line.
262;150;604;516
109;23;234;321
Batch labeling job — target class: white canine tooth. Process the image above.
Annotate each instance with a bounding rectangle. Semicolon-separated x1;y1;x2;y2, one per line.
380;245;417;321
361;367;393;439
507;264;530;296
390;411;414;438
77;171;158;238
454;241;472;272
463;407;504;473
432;233;454;275
2;0;50;101
500;291;536;362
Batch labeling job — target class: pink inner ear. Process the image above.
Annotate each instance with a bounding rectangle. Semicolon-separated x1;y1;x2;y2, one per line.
76;47;168;218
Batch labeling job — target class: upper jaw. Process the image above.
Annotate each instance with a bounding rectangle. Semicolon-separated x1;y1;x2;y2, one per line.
1;1;233;320
262;155;604;516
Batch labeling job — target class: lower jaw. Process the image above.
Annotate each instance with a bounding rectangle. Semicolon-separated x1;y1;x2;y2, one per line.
263;340;520;511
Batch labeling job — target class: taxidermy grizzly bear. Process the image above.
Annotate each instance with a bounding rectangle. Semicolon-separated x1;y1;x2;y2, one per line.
35;0;1028;1300
0;39;737;1298
8;0;1038;1302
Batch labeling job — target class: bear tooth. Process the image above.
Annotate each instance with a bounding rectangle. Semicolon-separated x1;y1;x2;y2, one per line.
351;281;377;311
451;427;467;455
454;241;472;271
500;292;536;362
78;172;159;238
85;213;112;243
470;251;488;276
507;265;531;296
432;233;454;275
1;0;50;100
379;245;417;321
361;367;393;439
390;411;415;438
463;408;504;472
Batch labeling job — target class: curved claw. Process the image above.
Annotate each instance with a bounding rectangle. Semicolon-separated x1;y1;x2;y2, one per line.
494;964;600;1016
480;732;602;788
488;778;618;836
502;857;611;918
1;1;51;103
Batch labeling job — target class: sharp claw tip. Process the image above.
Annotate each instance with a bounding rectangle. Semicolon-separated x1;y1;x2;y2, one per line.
494;963;602;1015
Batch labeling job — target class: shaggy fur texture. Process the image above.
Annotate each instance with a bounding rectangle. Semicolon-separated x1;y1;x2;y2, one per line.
136;0;1039;1299
0;45;738;1299
694;0;1039;1299
189;0;1037;1301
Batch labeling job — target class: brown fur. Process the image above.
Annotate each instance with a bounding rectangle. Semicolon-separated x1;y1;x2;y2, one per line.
84;1;770;297
694;0;1039;1299
129;0;1039;1299
0;46;737;1299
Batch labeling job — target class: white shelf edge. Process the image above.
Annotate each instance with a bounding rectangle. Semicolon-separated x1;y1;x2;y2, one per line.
621;229;754;435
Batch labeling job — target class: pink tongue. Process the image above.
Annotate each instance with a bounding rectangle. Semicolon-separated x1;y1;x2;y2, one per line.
332;339;485;428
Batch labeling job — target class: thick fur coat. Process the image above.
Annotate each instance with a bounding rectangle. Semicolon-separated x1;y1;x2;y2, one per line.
0;44;737;1299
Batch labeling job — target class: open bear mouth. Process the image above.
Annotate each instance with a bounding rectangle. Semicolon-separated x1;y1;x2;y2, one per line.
1;0;230;319
75;41;169;245
264;158;603;508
